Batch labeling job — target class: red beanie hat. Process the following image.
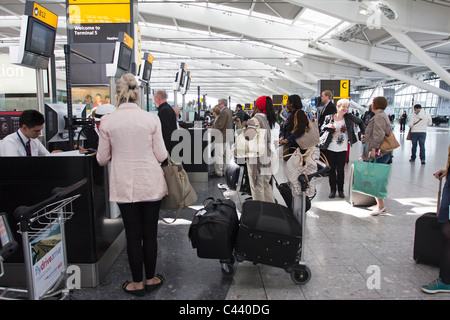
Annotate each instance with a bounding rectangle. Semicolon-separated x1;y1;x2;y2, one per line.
255;96;272;114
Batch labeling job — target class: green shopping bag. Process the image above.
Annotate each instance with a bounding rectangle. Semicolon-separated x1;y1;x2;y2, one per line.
352;160;392;199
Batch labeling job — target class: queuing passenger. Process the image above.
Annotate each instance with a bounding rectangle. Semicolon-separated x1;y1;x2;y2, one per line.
82;104;116;150
316;90;337;129
154;90;178;157
212;98;233;177
408;104;432;164
361;96;391;216
279;94;303;158
421;145;450;294
319;99;365;199
1;110;61;156
244;96;275;203
96;73;167;297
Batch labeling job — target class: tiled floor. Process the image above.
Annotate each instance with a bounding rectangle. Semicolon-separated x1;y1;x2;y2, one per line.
70;124;449;300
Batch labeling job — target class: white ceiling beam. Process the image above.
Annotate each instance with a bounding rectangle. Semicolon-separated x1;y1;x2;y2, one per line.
385;27;450;85
311;41;450;100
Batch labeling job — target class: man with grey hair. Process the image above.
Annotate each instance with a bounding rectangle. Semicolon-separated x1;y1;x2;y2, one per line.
213;98;233;176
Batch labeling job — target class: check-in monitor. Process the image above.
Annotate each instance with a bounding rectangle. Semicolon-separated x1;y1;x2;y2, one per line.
24;16;56;58
173;62;186;92
45;104;86;143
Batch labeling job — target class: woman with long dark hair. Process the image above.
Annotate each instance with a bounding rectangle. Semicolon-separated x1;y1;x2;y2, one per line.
279;94;310;158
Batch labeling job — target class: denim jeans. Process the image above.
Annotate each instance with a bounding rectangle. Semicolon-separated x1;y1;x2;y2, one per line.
410;132;427;161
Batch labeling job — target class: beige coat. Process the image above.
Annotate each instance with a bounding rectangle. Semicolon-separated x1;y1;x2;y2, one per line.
96;103;168;203
362;111;391;161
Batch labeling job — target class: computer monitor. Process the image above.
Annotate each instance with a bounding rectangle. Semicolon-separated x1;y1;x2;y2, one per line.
117;43;132;71
45;104;86;143
173;63;186;92
24;16;56;58
180;71;191;95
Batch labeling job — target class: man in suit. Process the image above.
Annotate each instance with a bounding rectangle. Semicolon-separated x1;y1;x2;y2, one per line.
154;90;177;157
316;90;337;129
212;98;233;177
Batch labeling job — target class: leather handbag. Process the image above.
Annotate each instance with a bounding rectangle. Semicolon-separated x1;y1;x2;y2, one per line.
285;148;319;197
380;130;400;152
406;118;421;140
160;155;197;223
295;120;320;149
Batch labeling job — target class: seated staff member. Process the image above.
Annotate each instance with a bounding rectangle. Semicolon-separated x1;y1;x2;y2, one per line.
1;110;61;156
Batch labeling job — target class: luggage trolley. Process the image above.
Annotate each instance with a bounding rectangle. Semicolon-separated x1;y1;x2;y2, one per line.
0;178;87;300
230;162;330;285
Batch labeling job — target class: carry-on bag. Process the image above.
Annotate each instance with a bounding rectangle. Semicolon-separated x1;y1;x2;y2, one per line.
225;158;251;194
188;197;239;260
234;200;302;269
413;178;444;267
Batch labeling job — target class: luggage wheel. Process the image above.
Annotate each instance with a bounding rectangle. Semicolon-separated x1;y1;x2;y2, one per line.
220;257;236;277
290;265;311;285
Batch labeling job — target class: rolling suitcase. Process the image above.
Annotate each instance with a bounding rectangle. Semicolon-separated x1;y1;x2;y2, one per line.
188;197;239;260
234;200;302;269
413;178;444;267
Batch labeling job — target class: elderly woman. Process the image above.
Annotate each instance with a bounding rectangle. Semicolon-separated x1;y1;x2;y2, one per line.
320;98;365;198
361;96;392;215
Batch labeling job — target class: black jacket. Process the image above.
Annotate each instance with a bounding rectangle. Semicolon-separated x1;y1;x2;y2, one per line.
157;102;178;154
316;101;337;129
320;113;365;147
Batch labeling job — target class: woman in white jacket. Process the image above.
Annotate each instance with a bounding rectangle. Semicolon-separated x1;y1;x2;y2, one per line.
408;104;432;164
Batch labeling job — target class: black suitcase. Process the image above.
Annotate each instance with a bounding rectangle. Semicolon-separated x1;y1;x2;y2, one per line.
189;197;239;260
234;200;302;269
413;178;444;267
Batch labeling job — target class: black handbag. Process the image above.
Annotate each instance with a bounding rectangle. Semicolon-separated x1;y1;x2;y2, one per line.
188;197;239;260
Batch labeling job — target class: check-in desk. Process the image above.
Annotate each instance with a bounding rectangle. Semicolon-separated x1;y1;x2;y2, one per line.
172;127;210;182
0;155;125;288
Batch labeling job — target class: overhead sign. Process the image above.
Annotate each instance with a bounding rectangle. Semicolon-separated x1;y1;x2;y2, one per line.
319;80;351;100
68;0;130;24
25;1;58;28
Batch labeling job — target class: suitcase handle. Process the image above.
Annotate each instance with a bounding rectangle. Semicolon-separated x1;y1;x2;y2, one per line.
437;177;443;215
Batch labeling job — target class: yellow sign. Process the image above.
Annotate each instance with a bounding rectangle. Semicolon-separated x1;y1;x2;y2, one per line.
283;95;288;105
146;53;154;64
69;0;129;3
336;80;350;99
121;32;133;49
31;2;58;28
68;0;130;24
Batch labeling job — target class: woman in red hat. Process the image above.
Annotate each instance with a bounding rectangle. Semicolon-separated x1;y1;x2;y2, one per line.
243;96;277;202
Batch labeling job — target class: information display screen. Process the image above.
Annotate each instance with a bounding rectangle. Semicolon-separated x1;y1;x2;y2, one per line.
25;17;56;58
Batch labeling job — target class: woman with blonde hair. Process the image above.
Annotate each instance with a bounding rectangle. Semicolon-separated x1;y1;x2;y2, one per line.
97;73;168;296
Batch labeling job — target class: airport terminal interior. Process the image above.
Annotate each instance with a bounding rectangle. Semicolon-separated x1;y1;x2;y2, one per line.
0;0;450;301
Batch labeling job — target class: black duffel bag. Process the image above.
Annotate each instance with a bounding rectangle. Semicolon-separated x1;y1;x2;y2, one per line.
188;197;239;260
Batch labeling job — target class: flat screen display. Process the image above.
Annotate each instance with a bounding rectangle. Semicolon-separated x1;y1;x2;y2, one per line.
117;44;132;71
141;60;152;81
25;17;56;58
